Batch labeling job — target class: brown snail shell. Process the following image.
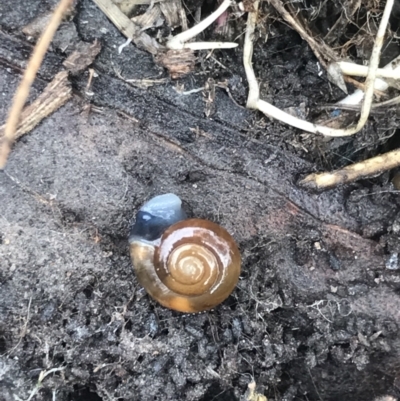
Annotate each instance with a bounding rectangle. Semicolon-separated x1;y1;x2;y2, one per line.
129;194;241;313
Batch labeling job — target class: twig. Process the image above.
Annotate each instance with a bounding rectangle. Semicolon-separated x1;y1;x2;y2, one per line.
18;367;66;401
372;95;400;108
244;0;394;137
92;0;160;54
267;0;337;68
181;42;237;50
0;71;72;142
114;67;168;88
299;148;400;190
120;0;164;4
3;296;33;356
0;0;74;169
307;366;324;401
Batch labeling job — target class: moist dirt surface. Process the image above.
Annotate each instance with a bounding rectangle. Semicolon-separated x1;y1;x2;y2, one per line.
1;1;400;400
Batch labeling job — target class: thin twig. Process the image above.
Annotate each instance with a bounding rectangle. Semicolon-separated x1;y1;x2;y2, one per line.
182;42;238;50
268;0;337;68
3;296;33;356
19;367;66;401
0;71;72;142
92;0;160;54
0;0;74;169
299;148;400;190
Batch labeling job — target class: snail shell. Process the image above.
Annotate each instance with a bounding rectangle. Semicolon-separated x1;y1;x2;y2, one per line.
129;194;241;313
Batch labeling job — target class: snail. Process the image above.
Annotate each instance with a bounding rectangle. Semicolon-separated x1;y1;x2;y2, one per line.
129;193;241;313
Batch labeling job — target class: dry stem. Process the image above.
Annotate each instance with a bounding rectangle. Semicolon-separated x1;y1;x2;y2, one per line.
0;0;74;169
0;71;72;142
267;0;337;68
299;148;400;190
92;0;160;54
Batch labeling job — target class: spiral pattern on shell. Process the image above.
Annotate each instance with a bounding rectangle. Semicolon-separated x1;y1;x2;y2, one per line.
129;194;241;313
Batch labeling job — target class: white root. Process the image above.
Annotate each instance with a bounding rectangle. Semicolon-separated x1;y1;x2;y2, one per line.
337;54;400;106
243;0;394;137
167;0;237;50
336;60;400;80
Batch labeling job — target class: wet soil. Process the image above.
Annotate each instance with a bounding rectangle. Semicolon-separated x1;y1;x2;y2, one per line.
1;1;400;400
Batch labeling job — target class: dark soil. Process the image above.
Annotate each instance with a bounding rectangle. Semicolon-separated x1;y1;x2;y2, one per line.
1;1;400;400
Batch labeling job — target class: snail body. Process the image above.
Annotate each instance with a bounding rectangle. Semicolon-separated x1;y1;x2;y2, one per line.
129;194;241;313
